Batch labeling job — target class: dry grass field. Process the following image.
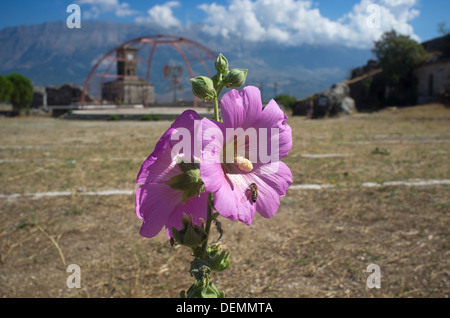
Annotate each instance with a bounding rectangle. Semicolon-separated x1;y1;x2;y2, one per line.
0;104;449;298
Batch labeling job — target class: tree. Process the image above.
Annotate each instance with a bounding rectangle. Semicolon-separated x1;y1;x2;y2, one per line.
438;22;449;35
372;30;430;86
274;94;297;110
0;75;14;102
6;73;33;114
372;30;430;105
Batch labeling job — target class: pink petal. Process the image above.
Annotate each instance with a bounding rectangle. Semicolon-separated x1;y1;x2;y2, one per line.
165;192;208;238
200;161;224;193
254;179;281;219
251;161;293;218
136;110;201;185
252;161;293;196
213;173;256;225
135;184;183;238
241;86;263;128
200;117;226;193
221;86;262;129
137;141;184;184
255;99;292;159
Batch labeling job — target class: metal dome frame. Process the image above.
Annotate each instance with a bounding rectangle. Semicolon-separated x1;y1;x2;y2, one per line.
81;35;217;109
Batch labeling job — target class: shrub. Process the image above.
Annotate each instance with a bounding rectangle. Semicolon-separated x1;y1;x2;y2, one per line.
0;75;14;102
5;73;33;114
140;115;153;121
274;94;297;110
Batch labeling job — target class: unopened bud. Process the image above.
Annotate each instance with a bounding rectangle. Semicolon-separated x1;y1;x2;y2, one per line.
166;164;204;202
190;76;216;101
171;214;207;247
223;68;247;88
215;53;229;75
206;243;230;272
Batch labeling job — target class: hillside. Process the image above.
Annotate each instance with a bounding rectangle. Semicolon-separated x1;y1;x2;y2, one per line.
0;20;373;101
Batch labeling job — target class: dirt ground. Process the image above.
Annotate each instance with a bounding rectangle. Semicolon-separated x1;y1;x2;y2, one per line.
0;104;449;298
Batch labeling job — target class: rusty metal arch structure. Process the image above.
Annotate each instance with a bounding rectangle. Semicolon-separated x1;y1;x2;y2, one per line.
81;35;217;109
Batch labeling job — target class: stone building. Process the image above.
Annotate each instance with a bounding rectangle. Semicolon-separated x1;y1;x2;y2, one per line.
414;34;450;104
30;86;47;108
31;84;93;107
101;46;155;105
293;82;356;117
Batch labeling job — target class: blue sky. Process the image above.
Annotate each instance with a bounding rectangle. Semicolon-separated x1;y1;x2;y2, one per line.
0;0;449;46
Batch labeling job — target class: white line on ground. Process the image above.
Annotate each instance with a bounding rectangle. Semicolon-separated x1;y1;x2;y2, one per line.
0;190;134;200
362;180;450;187
289;184;336;190
1;180;448;200
0;158;143;163
300;153;354;158
345;139;450;145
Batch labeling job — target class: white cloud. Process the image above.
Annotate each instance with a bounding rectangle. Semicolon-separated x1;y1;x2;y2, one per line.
78;0;137;18
198;0;421;48
135;1;182;29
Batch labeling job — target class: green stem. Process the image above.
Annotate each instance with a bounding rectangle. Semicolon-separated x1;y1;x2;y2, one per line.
213;83;224;123
213;94;220;122
201;193;214;257
201;79;225;257
202;85;223;256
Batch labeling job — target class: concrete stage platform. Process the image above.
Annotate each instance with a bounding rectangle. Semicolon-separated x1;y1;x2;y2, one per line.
59;106;215;120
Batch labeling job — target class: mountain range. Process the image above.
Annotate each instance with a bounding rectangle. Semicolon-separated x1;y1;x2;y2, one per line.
0;20;374;102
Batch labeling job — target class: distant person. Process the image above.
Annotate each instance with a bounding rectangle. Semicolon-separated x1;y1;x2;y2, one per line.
306;100;314;119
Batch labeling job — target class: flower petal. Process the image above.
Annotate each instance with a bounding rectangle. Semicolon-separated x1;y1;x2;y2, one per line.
135;184;183;238
200;117;226;193
254;178;281;219
252;161;293;196
250;161;292;218
255;99;292;159
136;128;174;184
136;110;202;185
137;140;184;185
165;192;208;238
221;86;262;129
241;86;263;128
213;173;256;225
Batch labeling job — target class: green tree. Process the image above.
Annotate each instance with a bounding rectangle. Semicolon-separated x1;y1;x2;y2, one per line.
437;22;449;35
372;30;430;86
274;94;297;110
0;75;14;102
6;73;33;114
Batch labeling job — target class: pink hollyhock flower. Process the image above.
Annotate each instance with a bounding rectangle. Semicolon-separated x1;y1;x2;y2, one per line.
200;86;293;225
135;110;207;239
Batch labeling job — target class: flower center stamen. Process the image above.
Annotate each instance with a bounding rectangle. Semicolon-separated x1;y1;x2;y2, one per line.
234;156;253;172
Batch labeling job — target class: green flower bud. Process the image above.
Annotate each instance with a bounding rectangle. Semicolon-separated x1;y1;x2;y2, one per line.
190;76;216;100
183;281;225;298
166;163;204;202
223;68;248;88
206;243;230;272
200;282;225;298
171;214;207;247
189;258;211;281
215;53;229;75
192;242;230;272
211;74;220;91
183;258;226;298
